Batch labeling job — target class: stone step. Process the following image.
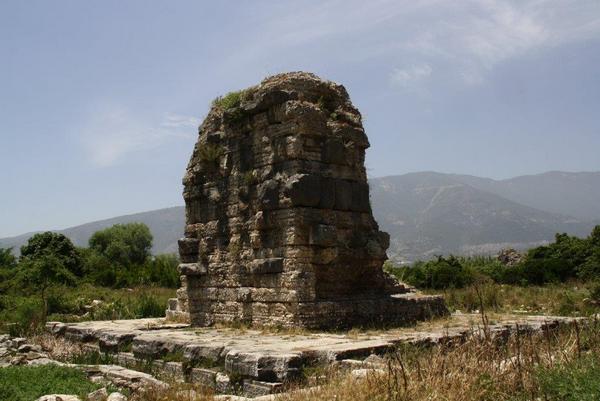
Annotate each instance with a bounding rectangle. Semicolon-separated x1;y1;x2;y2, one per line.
76;343;284;398
47;314;584;398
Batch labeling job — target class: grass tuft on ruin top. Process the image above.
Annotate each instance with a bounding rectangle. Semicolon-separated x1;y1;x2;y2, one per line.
211;87;254;110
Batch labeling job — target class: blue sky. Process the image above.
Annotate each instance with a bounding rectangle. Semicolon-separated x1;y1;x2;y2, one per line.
1;0;599;237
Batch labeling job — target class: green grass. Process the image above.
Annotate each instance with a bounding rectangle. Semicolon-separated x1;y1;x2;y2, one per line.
0;284;174;336
211;87;256;110
430;281;599;316
197;143;224;165
212;90;244;110
0;365;101;401
534;355;600;401
162;350;184;363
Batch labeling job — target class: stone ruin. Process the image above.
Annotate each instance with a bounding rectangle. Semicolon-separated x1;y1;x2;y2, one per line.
167;72;447;329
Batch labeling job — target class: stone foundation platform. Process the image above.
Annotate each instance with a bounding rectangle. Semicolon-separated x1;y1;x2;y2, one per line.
167;292;447;329
47;313;581;398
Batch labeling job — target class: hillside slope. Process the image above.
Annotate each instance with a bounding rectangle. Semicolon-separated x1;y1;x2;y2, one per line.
451;171;600;220
0;207;185;256
2;172;599;263
369;173;595;263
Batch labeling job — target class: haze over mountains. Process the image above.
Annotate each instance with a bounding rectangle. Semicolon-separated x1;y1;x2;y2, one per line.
370;172;598;263
2;171;599;263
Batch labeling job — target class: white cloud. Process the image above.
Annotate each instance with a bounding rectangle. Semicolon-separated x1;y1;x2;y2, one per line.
79;107;196;167
231;0;600;85
161;113;201;129
390;64;433;89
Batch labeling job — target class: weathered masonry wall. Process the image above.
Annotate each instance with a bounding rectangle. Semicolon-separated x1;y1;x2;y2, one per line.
167;72;446;328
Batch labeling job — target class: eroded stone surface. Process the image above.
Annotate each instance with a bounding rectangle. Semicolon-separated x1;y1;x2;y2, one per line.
171;71;446;329
47;313;582;391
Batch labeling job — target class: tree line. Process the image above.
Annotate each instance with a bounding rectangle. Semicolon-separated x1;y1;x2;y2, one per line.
0;223;179;323
388;225;600;290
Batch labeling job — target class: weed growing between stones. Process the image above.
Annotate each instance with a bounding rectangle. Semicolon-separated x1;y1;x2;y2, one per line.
197;143;224;166
162;350;185;363
211;90;243;110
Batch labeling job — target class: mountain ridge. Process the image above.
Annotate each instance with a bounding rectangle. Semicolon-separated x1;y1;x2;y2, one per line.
2;171;599;263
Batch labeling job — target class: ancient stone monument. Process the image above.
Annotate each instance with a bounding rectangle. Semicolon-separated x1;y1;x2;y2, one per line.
167;72;446;328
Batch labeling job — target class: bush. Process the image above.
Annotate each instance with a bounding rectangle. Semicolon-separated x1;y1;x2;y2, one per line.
514;257;574;285
388;225;600;290
577;249;600;281
589;282;600;303
0;248;16;269
134;293;165;318
0;248;16;294
0;297;44;337
391;256;476;289
145;254;180;288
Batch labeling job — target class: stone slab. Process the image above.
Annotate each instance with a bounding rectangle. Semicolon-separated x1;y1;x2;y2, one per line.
47;313;581;385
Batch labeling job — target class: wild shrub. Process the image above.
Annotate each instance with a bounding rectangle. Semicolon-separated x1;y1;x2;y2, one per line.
391;255;475;289
212;90;243;110
5;299;44;337
197;143;224;165
144;254;180;288
134;293;165;318
390;225;600;290
590;282;600;302
211;87;254;109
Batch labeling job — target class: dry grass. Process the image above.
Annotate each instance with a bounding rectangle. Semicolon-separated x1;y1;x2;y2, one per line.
28;316;600;401
129;384;214;401
279;319;600;401
128;318;600;401
430;281;598;316
30;333;86;361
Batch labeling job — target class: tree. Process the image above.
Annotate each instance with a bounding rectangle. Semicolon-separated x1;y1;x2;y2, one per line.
0;248;17;293
0;247;16;269
17;254;77;322
88;223;153;267
20;232;83;276
85;223;154;287
589;225;600;247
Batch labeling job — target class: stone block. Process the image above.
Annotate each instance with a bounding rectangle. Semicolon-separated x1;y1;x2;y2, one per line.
309;224;337;247
187;367;217;388
284;174;321;207
178;238;199;263
334;179;352;210
242;379;283;397
249;258;284;274
178;263;207;276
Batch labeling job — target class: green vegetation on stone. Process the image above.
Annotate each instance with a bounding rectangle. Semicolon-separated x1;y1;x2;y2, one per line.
197;143;224;166
212;90;244;110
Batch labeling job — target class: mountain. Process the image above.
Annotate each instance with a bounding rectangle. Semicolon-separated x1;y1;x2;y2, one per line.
369;172;596;263
449;171;600;220
0;207;185;256
1;172;599;263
